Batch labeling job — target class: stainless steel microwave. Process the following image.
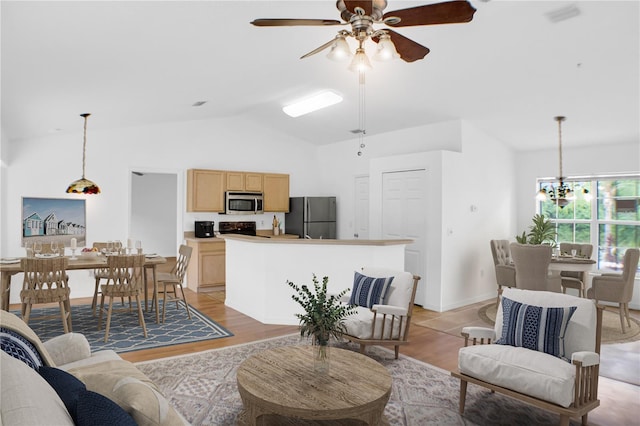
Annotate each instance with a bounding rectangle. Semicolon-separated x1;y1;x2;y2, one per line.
225;192;263;215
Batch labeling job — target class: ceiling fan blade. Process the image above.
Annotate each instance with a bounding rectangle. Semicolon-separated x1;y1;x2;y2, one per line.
383;0;476;27
250;18;342;27
373;30;430;63
300;38;338;59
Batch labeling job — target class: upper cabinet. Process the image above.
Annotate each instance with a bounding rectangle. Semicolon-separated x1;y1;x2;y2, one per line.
226;172;263;192
187;169;225;212
263;173;290;212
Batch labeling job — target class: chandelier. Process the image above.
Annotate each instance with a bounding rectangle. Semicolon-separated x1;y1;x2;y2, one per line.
536;116;590;208
66;113;101;194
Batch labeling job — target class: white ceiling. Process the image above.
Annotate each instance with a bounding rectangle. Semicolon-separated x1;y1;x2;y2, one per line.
1;0;638;152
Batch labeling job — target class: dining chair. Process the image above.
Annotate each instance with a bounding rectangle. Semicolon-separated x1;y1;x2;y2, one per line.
587;248;639;333
20;257;72;333
559;242;593;297
91;242;128;316
98;254;147;342
156;245;193;323
509;243;561;292
490;240;516;305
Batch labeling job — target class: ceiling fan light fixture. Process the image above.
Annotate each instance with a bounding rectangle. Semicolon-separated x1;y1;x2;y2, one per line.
348;48;372;73
373;34;399;61
326;34;352;62
282;90;343;118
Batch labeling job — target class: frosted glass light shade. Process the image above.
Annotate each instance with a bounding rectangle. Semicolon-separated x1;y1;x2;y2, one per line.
348;48;372;72
373;34;400;61
282;90;343;118
327;36;352;62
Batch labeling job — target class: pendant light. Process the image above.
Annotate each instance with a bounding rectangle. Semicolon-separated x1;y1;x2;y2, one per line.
66;113;101;194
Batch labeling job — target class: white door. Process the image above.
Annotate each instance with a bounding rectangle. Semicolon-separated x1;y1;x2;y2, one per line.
382;169;427;306
354;176;369;239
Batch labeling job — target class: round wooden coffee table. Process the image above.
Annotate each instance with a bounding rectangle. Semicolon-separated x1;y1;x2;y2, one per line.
236;345;392;425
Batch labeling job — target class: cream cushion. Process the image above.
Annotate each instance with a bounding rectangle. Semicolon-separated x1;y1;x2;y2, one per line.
343;305;403;339
459;288;598;408
0;352;74;425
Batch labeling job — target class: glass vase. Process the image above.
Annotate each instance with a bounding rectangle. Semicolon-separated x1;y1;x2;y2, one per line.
312;335;330;373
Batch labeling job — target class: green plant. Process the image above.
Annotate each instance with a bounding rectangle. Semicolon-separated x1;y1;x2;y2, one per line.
516;214;557;246
287;274;355;345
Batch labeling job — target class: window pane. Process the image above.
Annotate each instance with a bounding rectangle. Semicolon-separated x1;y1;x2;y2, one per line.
557;223;574;242
575;223;590;243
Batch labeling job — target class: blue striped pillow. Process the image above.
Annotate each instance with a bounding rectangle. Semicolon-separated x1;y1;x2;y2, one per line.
0;327;44;370
496;297;577;360
349;272;394;308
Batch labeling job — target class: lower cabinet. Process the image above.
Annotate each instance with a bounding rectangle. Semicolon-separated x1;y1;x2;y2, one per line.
186;239;225;292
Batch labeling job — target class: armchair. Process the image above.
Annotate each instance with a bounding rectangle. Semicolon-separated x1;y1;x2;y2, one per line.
490;239;516;304
339;267;420;359
587;248;639;333
451;288;603;426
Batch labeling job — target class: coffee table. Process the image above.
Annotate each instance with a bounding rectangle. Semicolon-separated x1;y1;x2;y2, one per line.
236;345;392;425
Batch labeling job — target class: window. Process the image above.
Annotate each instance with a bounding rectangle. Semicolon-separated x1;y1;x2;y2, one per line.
538;175;640;273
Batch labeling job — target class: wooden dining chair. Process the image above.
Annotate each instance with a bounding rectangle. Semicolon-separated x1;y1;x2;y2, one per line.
91;242;128;316
20;257;72;333
156;245;193;323
98;254;147;342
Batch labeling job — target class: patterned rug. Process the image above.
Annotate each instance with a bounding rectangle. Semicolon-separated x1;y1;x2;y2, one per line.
136;334;565;426
11;301;233;353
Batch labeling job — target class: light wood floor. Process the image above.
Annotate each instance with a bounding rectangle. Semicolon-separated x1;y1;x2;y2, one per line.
14;262;638;426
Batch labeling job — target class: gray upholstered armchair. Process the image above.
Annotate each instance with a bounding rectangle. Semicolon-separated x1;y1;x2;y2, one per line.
587;248;639;333
559;243;594;297
490;240;516;304
510;242;561;292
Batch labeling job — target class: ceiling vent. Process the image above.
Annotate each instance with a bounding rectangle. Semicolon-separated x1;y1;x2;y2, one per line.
546;4;581;23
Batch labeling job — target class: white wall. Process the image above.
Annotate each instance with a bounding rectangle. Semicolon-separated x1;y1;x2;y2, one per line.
318;120;517;312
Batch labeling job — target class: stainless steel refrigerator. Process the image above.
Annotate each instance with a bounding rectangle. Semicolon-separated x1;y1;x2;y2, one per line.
285;197;336;239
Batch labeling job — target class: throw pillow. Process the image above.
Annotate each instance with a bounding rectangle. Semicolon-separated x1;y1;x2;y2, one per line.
0;326;44;370
496;297;577;360
76;390;137;426
349;271;394;308
39;366;86;424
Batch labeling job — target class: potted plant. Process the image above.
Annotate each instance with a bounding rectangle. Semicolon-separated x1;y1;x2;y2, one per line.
287;274;355;372
516;213;557;246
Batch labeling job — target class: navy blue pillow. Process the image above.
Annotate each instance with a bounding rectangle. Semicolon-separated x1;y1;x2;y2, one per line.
76;390;137;426
38;366;86;423
349;272;394;308
0;327;43;370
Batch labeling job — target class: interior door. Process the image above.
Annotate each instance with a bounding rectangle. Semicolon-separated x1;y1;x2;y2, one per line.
354;176;369;239
382;169;427;306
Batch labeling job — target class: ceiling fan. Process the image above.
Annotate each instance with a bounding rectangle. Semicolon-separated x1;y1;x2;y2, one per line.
250;0;477;64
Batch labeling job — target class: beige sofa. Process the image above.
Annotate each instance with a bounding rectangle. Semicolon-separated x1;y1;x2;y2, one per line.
0;310;187;426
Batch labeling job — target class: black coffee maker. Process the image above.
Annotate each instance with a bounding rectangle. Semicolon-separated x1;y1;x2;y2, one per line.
194;221;214;238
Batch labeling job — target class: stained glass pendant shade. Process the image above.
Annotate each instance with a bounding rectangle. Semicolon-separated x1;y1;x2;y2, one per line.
66;113;100;194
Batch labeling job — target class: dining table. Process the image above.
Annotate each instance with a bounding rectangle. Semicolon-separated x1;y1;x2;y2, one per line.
548;255;597;293
0;253;166;319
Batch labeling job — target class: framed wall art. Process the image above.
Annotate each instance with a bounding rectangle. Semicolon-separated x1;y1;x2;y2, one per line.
22;197;86;247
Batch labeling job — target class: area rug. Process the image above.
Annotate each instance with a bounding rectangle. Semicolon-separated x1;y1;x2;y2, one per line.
11;301;233;353
477;302;640;344
136;334;565;426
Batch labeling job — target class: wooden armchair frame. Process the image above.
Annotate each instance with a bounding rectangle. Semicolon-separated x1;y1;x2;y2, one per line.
341;274;420;359
451;304;603;426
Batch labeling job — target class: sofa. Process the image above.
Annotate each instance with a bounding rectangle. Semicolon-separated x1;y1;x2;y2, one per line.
0;310;188;426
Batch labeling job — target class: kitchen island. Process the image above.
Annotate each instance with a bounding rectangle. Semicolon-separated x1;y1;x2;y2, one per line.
222;235;413;325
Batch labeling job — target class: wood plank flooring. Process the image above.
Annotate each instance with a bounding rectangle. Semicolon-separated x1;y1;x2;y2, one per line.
11;260;638;425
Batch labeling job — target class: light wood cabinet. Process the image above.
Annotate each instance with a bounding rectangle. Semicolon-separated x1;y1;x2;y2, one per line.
263;173;290;212
186;169;225;212
186;239;225;291
226;172;263;192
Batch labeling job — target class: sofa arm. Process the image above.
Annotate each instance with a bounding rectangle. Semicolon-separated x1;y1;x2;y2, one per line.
461;327;496;346
571;351;600;367
43;333;91;366
371;304;407;316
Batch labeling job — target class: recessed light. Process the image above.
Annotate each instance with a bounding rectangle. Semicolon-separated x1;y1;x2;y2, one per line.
283;90;343;118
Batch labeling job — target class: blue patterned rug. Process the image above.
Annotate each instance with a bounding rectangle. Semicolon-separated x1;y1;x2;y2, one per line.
12;301;233;353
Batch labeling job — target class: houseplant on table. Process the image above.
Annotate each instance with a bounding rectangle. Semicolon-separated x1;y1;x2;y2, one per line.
287;274;355;372
516;213;557;246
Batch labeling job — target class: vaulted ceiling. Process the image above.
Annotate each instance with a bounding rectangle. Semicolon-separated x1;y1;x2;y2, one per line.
2;1;638;151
